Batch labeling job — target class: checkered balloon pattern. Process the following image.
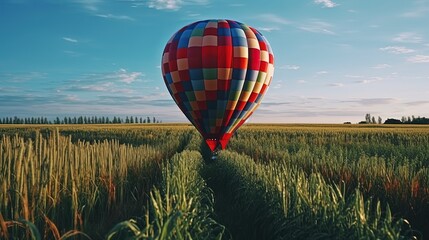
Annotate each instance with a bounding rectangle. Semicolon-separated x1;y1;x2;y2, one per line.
162;19;274;151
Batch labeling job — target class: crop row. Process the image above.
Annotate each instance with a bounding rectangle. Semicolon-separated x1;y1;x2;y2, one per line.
205;150;418;239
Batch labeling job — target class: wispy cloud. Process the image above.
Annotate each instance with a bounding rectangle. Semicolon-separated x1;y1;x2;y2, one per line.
258;14;291;25
1;72;47;82
346;98;398;106
229;3;244;7
372;64;391;69
63;69;145;94
392;32;423;43
279;65;300;70
317;70;328;74
63;50;82;57
379;46;415;54
314;0;338;8
117;68;143;84
63;37;78;43
73;0;101;11
96;13;134;20
404;100;429;106
344;74;363;78
354;76;383;84
257;27;280;32
147;0;209;11
407;55;429;63
401;8;429;17
299;20;335;35
73;0;134;20
327;83;344;87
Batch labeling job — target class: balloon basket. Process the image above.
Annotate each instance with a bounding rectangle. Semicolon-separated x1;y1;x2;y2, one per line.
210;150;218;161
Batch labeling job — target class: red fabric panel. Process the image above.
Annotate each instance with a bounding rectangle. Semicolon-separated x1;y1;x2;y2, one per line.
173;82;184;93
248;48;261;70
197;101;207;110
177;48;188;59
218;36;232;46
248;92;258;102
204;27;218;35
218;79;231;91
233;57;248;69
259;61;268;72
202;46;218;68
179;70;190;81
206;91;217;101
188;47;202;68
235;101;247;111
218;46;232;68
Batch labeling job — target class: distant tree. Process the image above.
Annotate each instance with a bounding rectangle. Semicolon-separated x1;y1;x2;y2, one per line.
147;117;151;123
378;116;382;124
135;117;138;124
130;116;134;123
153;117;156;124
365;113;371;123
384;118;402;124
371;116;376;124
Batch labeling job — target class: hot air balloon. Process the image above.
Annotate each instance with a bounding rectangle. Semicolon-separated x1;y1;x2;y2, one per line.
161;19;274;153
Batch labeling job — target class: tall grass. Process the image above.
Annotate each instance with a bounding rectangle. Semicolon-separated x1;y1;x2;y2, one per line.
228;126;429;237
0;129;170;238
108;132;225;239
205;150;417;239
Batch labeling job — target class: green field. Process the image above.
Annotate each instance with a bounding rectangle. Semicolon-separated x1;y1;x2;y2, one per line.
1;124;428;239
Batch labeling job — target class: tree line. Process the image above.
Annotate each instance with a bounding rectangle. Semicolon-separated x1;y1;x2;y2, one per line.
358;113;429;124
0;116;162;125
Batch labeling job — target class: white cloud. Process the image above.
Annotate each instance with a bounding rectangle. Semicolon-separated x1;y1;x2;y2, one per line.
401;9;429;17
280;65;300;70
117;68;143;84
317;70;328;74
258;14;290;25
229;3;244;7
65;94;80;102
407;55;429;63
63;37;78;43
344;74;362;78
257;27;280;32
299;20;335;35
314;0;338;8
297;80;307;83
148;0;181;10
1;72;47;82
354;76;383;84
379;46;415;54
147;0;209;10
372;64;391;69
328;83;343;87
96;13;134;21
393;32;423;43
73;0;101;11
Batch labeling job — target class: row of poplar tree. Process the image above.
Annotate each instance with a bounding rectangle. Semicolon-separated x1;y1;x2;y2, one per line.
0;116;162;124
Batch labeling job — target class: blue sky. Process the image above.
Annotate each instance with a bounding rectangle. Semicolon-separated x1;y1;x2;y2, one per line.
1;0;428;123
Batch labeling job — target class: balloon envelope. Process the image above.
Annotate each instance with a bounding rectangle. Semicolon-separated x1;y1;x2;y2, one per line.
161;19;274;151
